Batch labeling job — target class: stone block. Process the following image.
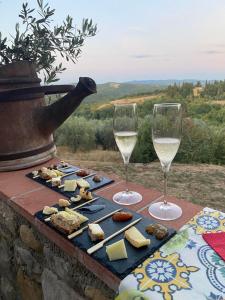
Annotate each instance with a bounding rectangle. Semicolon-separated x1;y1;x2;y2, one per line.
85;286;109;300
41;268;84;300
43;246;71;281
19;225;42;252
0;237;12;273
17;268;43;300
0;201;17;236
15;245;42;276
0;276;16;300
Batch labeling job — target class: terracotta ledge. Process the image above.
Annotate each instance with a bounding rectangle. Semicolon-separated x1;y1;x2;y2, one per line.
0;158;202;290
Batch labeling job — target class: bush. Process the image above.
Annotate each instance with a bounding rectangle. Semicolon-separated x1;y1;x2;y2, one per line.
55;117;96;151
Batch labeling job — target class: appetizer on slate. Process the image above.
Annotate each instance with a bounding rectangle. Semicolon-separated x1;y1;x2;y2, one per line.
112;211;133;222
32;170;38;176
64;179;77;192
88;224;104;241
76;178;90;189
60;161;69;167
50;211;81;234
92;175;101;183
125;226;150;248
51;177;61;187
70;195;82;203
145;223;168;240
106;239;128;261
76;169;89;177
43;206;58;215
58;198;70;207
145;224;157;235
80;188;93;200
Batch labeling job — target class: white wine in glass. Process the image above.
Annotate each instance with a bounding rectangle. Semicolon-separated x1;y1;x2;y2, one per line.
149;103;182;220
113;103;142;205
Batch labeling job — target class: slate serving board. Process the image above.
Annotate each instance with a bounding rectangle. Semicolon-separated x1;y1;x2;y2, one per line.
35;196;176;279
26;164;114;198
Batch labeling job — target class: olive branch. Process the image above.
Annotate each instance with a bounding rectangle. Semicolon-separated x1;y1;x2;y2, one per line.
0;0;97;83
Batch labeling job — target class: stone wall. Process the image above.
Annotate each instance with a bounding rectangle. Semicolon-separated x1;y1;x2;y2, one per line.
0;199;115;300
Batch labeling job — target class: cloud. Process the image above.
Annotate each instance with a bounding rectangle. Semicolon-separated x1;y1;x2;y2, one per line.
131;54;155;59
202;50;225;55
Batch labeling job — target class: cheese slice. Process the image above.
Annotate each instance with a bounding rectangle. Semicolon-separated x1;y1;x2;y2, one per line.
88;223;104;241
106;239;128;261
65;208;88;224
64;180;77;192
125;226;150;248
76;178;90;189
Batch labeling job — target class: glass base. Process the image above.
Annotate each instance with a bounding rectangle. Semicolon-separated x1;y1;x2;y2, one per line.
148;201;182;221
113;191;142;205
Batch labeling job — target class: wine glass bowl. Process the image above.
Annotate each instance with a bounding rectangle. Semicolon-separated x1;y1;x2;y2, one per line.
149;103;182;220
113;103;142;205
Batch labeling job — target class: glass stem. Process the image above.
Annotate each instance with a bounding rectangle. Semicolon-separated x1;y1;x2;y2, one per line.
125;162;129;192
163;171;168;205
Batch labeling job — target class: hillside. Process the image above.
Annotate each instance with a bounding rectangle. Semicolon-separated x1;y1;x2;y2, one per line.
84;82;166;104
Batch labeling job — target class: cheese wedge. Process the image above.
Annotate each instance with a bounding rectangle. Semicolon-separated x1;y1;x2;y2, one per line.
64;180;77;192
125;226;150;248
76;178;90;189
88;223;104;241
65;208;88;224
106;239;128;261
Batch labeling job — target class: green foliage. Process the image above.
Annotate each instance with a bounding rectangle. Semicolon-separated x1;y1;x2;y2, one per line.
55;117;96;151
95;119;115;150
177;118;216;163
132;116;157;163
0;0;97;83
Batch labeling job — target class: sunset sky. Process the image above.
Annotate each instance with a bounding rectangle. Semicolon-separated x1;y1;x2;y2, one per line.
1;0;225;83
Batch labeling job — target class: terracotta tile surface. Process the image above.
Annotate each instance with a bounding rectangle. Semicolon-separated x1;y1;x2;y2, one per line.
0;158;203;291
95;180;162;211
139;195;202;230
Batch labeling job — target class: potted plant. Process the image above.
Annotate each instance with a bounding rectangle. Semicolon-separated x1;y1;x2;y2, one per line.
0;0;97;83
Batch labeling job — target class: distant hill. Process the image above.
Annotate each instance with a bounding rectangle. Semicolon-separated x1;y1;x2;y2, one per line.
85;82;166;103
126;79;200;85
84;79;205;104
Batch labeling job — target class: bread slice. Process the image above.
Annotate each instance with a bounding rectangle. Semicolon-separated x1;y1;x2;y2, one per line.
50;211;81;234
65;208;88;224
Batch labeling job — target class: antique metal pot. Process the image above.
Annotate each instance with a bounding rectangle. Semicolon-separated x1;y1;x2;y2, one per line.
0;61;96;171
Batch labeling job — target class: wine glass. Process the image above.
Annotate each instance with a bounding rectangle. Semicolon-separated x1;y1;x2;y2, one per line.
149;103;182;220
113;103;142;205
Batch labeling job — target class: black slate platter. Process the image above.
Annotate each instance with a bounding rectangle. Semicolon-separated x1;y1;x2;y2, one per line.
26;165;114;198
35;196;176;279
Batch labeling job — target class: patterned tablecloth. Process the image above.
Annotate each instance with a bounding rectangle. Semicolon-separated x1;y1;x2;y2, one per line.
117;207;225;300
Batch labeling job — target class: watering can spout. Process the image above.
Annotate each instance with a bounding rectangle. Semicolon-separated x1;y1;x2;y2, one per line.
38;77;96;135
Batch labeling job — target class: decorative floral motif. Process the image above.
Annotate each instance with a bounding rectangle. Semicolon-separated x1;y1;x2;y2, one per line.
185;239;197;249
198;245;225;294
206;292;224;300
133;250;199;300
145;259;177;283
188;210;225;234
197;215;220;230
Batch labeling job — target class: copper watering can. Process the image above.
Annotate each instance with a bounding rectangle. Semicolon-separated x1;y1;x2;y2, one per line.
0;61;96;171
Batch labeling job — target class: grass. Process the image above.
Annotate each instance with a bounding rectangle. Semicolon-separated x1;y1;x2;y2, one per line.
57;147;225;212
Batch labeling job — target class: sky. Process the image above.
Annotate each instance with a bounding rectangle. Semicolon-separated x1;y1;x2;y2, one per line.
1;0;225;83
